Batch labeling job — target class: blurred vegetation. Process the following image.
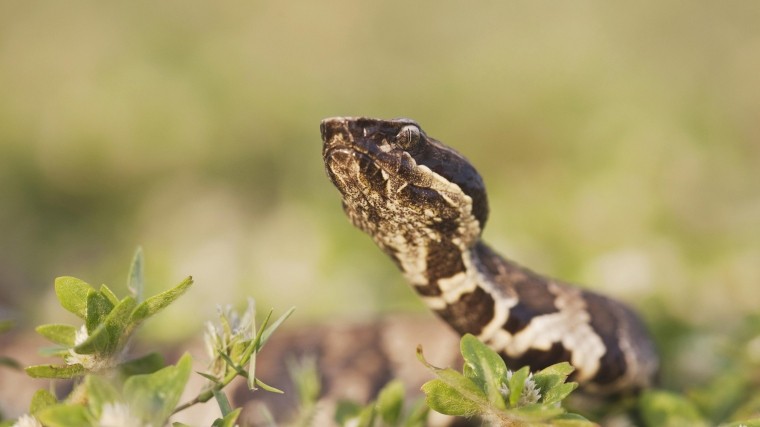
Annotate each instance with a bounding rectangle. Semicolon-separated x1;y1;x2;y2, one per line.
0;0;759;395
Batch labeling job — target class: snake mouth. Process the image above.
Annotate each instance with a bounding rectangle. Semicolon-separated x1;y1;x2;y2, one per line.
324;145;387;199
321;117;397;189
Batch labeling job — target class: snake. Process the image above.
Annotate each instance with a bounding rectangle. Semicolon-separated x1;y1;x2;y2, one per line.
320;117;659;394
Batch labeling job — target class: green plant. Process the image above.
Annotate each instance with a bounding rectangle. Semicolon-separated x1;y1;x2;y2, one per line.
10;249;293;427
334;380;428;427
417;334;595;427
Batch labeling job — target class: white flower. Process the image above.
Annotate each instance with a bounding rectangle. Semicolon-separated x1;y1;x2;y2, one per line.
99;402;148;427
204;298;257;377
499;370;542;406
519;374;542;405
65;326;113;371
12;414;42;427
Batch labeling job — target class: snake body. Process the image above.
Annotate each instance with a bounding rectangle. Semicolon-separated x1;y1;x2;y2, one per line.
321;117;658;393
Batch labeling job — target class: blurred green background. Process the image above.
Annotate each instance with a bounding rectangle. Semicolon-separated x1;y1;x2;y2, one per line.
1;1;758;346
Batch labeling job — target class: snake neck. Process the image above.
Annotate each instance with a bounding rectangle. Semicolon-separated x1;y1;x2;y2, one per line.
391;236;510;337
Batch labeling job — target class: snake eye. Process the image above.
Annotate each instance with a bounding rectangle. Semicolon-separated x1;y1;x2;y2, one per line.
395;125;421;149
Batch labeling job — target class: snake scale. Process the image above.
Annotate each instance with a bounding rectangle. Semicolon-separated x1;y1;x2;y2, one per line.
321;117;658;394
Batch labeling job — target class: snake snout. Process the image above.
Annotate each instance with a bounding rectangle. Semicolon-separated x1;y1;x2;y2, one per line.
320;117;350;143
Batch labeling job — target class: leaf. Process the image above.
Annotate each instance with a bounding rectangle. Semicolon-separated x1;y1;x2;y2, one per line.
258;306;295;349
421;378;482;417
0;319;13;333
211;408;241;427
124;353;192;425
85;290;114;334
55;277;94;319
355;404;376;427
403;399;430;427
460;333;508;409
85;375;120;419
213;389;233;416
287;356;321;406
25;364;86;379
376;380;404;425
508;403;566;422
130;276;193;324
639;390;709;427
335;400;362;425
30;389;58;414
128;247;144;301
246;309;273;389
508;366;530;407
36;404;94;427
99;284;119;306
38;346;70;358
417;345;489;415
533;362;575;395
542;382;578;406
0;356;21;370
119;352;165;376
553;412;599;426
36;324;78;347
255;377;284;394
75;296;136;356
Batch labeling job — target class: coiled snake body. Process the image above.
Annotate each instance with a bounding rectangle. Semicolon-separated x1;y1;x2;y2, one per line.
321;117;658;394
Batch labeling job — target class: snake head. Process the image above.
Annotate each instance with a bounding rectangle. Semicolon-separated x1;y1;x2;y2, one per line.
321;117;488;253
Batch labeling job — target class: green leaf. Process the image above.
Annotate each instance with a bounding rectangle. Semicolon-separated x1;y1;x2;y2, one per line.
213;389;233;416
85;375;120;419
55;276;94;319
403;399;430;427
509;403;566;422
553;412;597;426
130;276;193;324
542;382;578;406
30;389;58;414
124;353;192;425
0;356;21;370
0;319;13;333
335;400;362;425
639;390;709;427
38;346;70;358
355;404;376;427
376;380;404;425
36;324;78;347
119;352;165;376
246;309;273;389
211;408;241;427
75;296;136;356
197;371;221;383
508;366;530;407
258;306;295;349
36;404;94;427
128;247;145;302
421;378;482;416
85;290;115;334
255;377;284;394
460;333;508;409
25;364;86;379
99;284;119;306
287;356;321;406
533;362;575;395
417;345;489;415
